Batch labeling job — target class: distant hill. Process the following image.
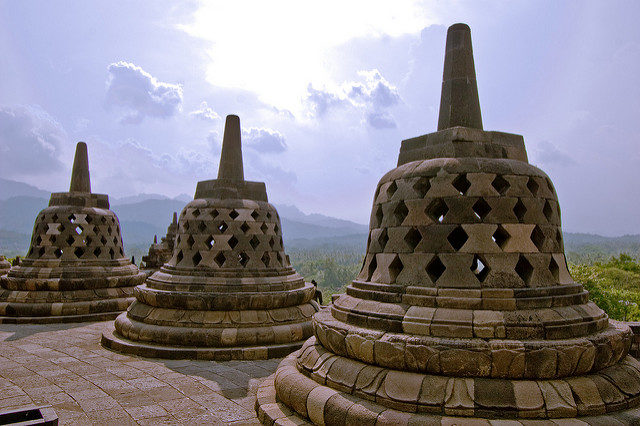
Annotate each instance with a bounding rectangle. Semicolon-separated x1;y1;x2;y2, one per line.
0;178;50;200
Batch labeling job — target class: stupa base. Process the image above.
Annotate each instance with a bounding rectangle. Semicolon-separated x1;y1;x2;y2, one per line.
255;350;640;425
101;323;308;361
0;308;132;324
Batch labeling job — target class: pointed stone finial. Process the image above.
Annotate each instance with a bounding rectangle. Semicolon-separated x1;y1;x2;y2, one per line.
69;142;91;193
217;115;244;181
437;23;483;131
172;212;177;225
154;235;158;244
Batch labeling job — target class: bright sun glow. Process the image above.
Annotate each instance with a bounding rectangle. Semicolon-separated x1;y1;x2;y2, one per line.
180;0;436;113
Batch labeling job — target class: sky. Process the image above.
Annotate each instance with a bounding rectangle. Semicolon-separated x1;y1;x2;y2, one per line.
0;1;639;236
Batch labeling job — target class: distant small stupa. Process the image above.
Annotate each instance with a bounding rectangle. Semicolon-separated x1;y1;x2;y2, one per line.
256;23;640;424
0;142;145;323
102;115;319;360
141;212;178;271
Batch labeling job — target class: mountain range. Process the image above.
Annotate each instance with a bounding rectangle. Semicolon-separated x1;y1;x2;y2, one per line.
1;178;640;258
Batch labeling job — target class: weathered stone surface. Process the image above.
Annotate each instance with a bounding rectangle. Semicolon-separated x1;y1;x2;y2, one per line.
102;116;317;359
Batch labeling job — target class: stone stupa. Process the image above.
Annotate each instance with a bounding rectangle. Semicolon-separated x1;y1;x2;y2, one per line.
102;115;318;360
255;24;640;424
0;142;145;323
0;256;10;276
141;212;178;271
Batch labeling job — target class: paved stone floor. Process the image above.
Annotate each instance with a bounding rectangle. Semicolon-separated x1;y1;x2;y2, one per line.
0;321;280;425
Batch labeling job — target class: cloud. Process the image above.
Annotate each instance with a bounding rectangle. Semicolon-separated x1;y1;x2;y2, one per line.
0;105;66;177
532;141;576;166
190;101;220;122
306;69;400;128
105;61;183;124
242;127;287;153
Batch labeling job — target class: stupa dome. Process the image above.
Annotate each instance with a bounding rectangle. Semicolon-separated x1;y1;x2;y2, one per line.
102;115;319;360
0;142;145;323
256;23;640;424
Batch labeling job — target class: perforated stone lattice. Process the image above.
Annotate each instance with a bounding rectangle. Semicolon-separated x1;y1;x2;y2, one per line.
26;210;125;261
360;167;567;288
168;204;288;270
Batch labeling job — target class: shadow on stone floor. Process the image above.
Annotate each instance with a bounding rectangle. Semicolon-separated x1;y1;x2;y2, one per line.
0;322;87;341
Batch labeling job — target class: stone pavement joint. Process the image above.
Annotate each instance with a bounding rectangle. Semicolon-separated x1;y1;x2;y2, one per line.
0;320;272;425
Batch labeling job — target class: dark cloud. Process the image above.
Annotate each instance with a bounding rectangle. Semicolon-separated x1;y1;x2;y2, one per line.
0;105;66;177
306;69;400;128
243;127;287;153
105;61;183;124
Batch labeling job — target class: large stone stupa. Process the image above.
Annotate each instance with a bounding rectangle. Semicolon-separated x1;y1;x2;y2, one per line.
0;142;145;323
102;115;318;360
255;24;640;424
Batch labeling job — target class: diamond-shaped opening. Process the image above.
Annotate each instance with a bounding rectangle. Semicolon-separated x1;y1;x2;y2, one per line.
447;226;469;251
100;217;107;224
261;252;271;267
228;235;239;249
276;252;283;266
238;252;249;267
184;221;190;231
404;228;422;251
74;247;84;258
107;226;112;235
546;178;554;194
279;237;283;246
210;209;219;219
426;256;446;282
251;210;259;220
412;177;431;198
513;199;527;222
388;255;403;283
531;226;545;252
543;200;553;222
274;223;280;234
109;248;115;259
192;251;202;266
84;235;92;246
176;250;184;263
556;229;563;246
69;214;76;223
250;235;260;250
492;225;510;249
471;254;490;282
93;247;101;257
206;235;215;249
49;235;57;244
269;237;276;249
218;221;228;233
85;215;93;224
491;175;510;195
472;198;492;221
35;235;42;245
66;235;75;246
92;225;99;234
186;234;195;248
51;213;58;222
515;255;534;284
28;247;34;257
527;177;539;196
549;257;560;281
229;209;239;220
366;255;378;280
214;252;226;267
426;198;449;223
386;181;398;200
240;222;250;234
260;223;269;234
116;226;120;236
119;247;124;256
54;248;63;258
198;221;207;232
374;204;384;227
452;174;471;195
38;247;45;257
75;225;83;235
266;212;272;220
112;236;118;245
100;236;107;245
192;208;200;218
377;229;389;251
393;200;409;224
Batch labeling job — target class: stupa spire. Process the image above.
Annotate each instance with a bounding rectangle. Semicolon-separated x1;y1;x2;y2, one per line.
437;23;483;130
69;142;91;193
217;115;244;181
172;211;177;225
